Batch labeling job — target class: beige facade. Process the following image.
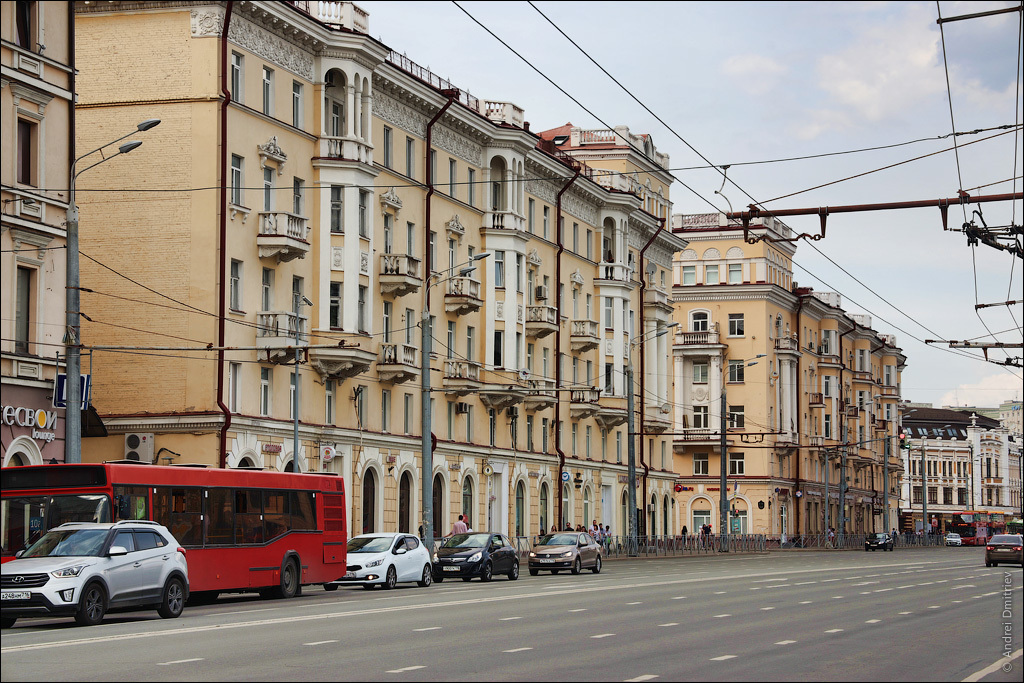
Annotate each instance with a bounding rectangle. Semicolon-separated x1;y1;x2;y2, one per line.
68;1;685;541
1;1;75;466
669;213;906;539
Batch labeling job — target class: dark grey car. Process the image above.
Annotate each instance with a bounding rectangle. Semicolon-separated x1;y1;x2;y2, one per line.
528;532;602;576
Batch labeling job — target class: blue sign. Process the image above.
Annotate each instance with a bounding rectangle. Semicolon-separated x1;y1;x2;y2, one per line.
561;471;570;482
53;373;91;409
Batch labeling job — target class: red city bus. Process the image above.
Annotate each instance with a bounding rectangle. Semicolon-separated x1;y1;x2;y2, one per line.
947;510;1007;546
1;463;346;601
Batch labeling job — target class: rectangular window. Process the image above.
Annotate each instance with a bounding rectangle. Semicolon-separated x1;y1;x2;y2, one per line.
261;268;273;310
357;285;367;333
542;418;549;453
329;282;342;328
263;167;274;211
404;393;413;434
430;150;437;184
358;191;369;237
355;385;367;426
14;266;32;354
405;308;415;345
406;137;415;178
382;301;392;343
467;168;476;206
705;265;719;285
293;177;303;215
543;206;550;239
572;223;579;253
381;390;391;433
694;453;709;476
449;159;457;197
330;186;343;232
526;415;534;451
728;360;745;383
231;52;243;103
823;375;833;397
616;432;622;463
728;263;742;284
229;260;242;310
604;297;612;328
494;330;504;368
231;155;243;206
16;119;36;186
330;102;342;136
15;0;34;48
692;362;708;383
729;453;745;475
693;406;709;429
325;380;335;424
824;414;832;439
260;368;271;416
728;405;745;429
228;362;241;412
292;81;303;128
262;66;273;116
682;266;695;285
728;313;744;337
382;126;393;168
407;222;416;256
528;199;535;233
494;251;505;288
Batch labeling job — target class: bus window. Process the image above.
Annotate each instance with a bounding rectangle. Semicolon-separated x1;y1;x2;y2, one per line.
264;491;288;540
235;490;264;544
113;485;149;521
153;487;202;547
205;489;234;546
291;492;316;530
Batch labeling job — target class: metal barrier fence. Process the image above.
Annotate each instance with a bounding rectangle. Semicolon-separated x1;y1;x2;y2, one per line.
506;534;767;559
764;533;949;549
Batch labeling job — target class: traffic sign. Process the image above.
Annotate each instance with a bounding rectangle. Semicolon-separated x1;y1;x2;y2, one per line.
53;373;91;409
561;471;570;482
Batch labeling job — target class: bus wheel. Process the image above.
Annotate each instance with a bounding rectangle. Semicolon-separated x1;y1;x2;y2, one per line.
1;618;16;629
322;583;339;592
276;559;299;599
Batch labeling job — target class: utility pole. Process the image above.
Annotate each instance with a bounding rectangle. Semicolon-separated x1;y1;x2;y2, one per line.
719;388;729;552
921;440;928;539
840;403;848;546
626;360;638;556
883;433;891;532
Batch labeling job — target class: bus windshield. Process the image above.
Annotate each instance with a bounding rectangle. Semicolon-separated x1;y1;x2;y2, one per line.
1;495;111;556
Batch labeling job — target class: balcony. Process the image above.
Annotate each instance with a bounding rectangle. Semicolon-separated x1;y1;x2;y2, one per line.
643;403;673;434
808;392;825;407
809;435;825;447
523;378;557;412
377;343;419;384
677;328;720;346
444;277;484;315
257;211;310;263
597;262;631;283
594;395;628;429
308;341;376;382
442;359;483;395
256;311;304;364
480;384;529;411
774;337;799;353
317;135;371;165
880;384;899;397
643;286;671;312
570;319;600;353
569;388;602;420
525;305;558;339
818;354;842;367
851;370;873;383
379;253;422;297
672;428;719;445
483;210;526;232
873;417;889;432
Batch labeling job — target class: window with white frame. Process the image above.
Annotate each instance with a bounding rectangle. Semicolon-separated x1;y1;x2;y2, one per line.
231;52;244;103
261;268;273;311
357;285;367;333
682;265;695;285
293;177;303;215
467;168;475;206
330;185;343;232
494;251;505;288
692;361;708;383
292;81;302;128
404;393;413;434
705;264;719;285
382;126;393;168
727;263;742;284
728;313;744;337
230;155;243;206
260;368;271;416
694;453;709;475
382;390;391;433
693;405;709;429
358;191;369;237
406;136;415;178
823;375;833;397
728;405;745;428
449;159;457;198
329;282;341;328
262;66;274;115
229;260;242;310
824;414;832;439
263;167;273;211
543;206;550;239
729;452;744;475
14;267;32;354
728;360;745;383
228;362;241;412
690;311;709;332
325;380;335;424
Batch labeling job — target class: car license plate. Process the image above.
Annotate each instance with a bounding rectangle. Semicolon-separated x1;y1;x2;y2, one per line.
1;591;30;601
343;572;356;579
443;566;460;572
540;559;554;563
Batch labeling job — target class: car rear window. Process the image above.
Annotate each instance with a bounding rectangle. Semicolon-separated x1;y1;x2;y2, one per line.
990;535;1021;544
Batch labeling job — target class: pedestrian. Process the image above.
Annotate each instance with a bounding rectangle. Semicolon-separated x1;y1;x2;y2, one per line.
451;514;468;536
681;525;688;543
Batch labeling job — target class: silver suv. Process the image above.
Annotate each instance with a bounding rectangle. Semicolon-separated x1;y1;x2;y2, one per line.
1;521;188;628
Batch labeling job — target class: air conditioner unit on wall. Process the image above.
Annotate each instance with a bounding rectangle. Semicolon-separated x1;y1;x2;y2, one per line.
455;402;470;414
125;433;154;463
535;285;548;301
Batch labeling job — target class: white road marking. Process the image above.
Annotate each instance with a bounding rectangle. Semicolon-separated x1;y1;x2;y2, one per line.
899;611;913;615
753;578;790;583
865;620;880;624
499;617;522;621
157;658;203;666
626;602;643;605
672;596;687;600
825;629;844;633
917;582;935;586
875;588;894;592
569;608;588;613
592;633;616;639
831;596;845;599
304;640;338;646
386;666;426;674
952;600;963;603
851;581;879;586
713;614;731;618
962;648;1023;682
659;623;679;627
981;591;1000;597
503;647;533;653
822;578;840;583
799;600;813;604
714;591;727;594
928;606;941;609
710;655;737;661
760;607;775;611
951;585;976;590
775;640;797;645
749;587;762;590
795;581;817;585
624;676;659;683
860;592;872;595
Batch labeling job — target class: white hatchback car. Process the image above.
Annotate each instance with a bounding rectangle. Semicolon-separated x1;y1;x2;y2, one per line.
1;521;188;628
331;533;432;590
945;532;963;547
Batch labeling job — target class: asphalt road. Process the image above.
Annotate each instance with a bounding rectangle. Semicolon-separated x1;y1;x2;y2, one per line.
1;546;1020;682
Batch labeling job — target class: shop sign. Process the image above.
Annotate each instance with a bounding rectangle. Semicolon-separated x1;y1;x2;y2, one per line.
1;404;58;443
262;443;282;453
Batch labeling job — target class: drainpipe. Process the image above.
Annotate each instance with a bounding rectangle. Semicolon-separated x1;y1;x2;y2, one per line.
217;2;235;469
424;90;458;278
793;294;805;535
637;216;665;532
554;167;580;527
835;325;855;540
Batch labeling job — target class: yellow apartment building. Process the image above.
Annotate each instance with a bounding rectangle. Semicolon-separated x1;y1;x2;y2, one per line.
1;1;76;466
68;1;685;541
669;213;906;539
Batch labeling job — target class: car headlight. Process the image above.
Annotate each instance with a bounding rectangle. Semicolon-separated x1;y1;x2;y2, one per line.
528;552;537;558
51;565;88;578
467;552;482;563
561;551;573;558
365;558;384;568
432;554;439;563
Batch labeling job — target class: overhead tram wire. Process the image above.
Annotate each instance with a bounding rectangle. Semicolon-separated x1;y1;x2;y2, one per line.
520;1;1010;371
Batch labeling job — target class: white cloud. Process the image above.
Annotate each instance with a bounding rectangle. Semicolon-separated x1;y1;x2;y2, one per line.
939;373;1023;408
721;54;787;96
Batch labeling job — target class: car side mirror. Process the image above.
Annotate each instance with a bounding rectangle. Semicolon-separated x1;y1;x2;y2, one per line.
394;547;407;555
14;549;24;559
108;546;128;557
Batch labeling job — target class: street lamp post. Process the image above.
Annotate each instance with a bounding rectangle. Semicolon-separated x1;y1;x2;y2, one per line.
421;253;490;555
293;295;312;472
626;321;677;557
719;354;764;552
65;119;160;464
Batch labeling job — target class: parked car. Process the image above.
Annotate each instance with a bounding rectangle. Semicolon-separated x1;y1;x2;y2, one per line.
528;532;603;575
945;532;962;547
330;533;432;590
864;532;894;551
985;534;1023;567
433;532;519;582
1;521;188;628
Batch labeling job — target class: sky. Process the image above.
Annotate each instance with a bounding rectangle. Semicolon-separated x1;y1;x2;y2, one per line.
356;0;1023;410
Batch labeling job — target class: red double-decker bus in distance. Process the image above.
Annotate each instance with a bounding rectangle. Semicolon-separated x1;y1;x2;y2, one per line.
948;510;1007;546
1;463;346;601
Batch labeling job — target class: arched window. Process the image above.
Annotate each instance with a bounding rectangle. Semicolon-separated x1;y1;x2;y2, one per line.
539;483;549;533
561;484;570;528
663;495;670;536
650;494;657;537
237;456;255;468
462;477;474;528
621;489;629;537
691;311;709;332
399;471;412;533
515;481;525;537
433;474;444;535
362;469;376;534
583;488;591;529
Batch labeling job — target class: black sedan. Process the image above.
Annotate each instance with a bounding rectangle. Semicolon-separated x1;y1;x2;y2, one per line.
865;532;894;551
432;533;519;582
985;534;1023;567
